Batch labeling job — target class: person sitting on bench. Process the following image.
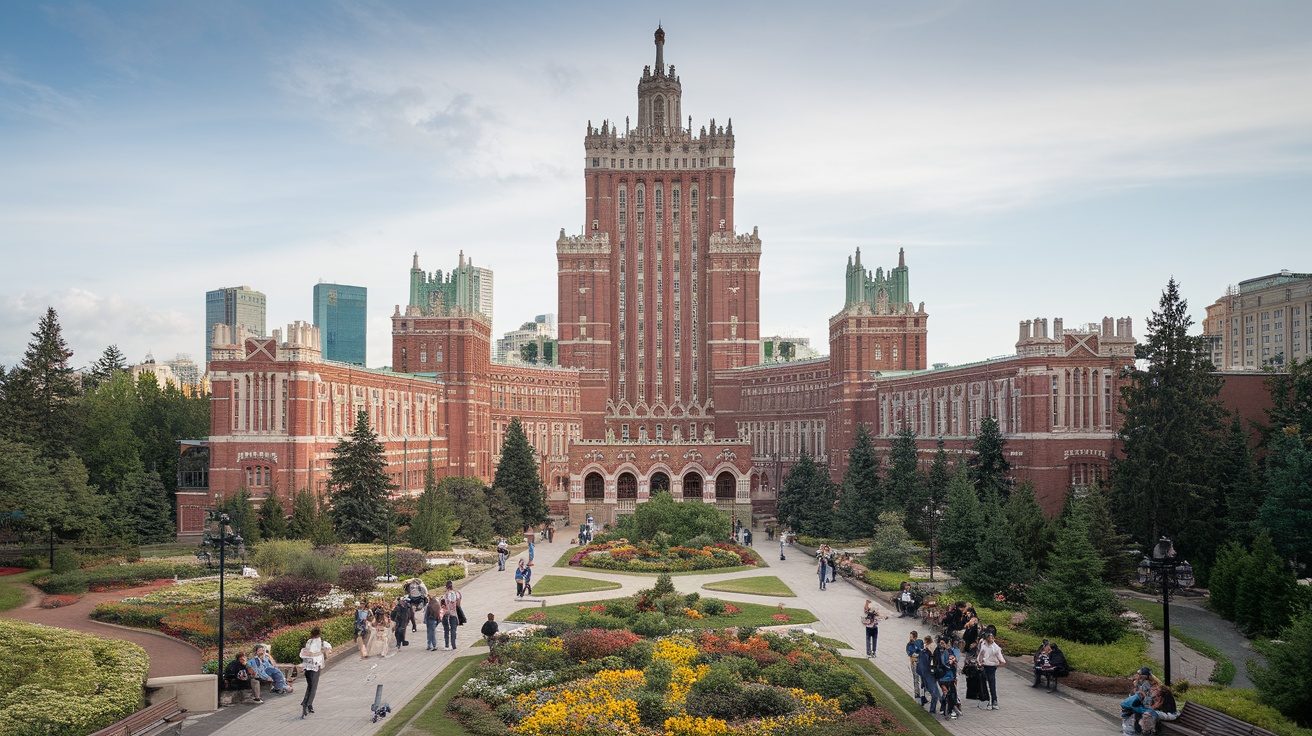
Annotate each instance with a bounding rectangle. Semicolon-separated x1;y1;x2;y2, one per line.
222;652;264;703
249;644;293;693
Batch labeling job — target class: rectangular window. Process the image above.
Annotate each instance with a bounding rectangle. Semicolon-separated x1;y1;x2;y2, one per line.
622;424;630;441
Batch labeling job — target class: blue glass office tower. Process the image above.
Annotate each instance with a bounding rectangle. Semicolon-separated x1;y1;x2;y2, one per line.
313;283;367;365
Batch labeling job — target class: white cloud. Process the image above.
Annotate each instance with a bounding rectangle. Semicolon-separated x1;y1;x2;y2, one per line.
0;290;194;369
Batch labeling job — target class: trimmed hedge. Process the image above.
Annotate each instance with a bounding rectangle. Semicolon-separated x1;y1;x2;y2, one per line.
0;619;149;736
268;615;357;663
35;561;214;594
420;563;467;591
862;570;910;592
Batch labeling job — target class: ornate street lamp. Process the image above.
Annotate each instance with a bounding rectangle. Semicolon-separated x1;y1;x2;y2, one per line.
203;511;244;690
1137;536;1194;686
922;503;944;583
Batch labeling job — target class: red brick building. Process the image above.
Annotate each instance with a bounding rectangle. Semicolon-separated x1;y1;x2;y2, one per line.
186;27;1275;537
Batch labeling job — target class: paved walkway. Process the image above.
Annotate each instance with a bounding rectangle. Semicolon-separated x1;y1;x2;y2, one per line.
203;537;1128;735
1122;592;1263;689
1;577;203;678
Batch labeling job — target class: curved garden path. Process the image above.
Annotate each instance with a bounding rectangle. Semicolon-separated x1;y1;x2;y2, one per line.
0;577;203;678
205;537;1122;736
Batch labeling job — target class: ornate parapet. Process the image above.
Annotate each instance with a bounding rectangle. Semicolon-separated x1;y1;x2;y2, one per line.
557;230;611;255
709;227;761;254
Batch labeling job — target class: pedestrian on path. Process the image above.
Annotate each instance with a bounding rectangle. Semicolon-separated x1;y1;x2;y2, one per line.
936;635;960;719
906;629;925;700
976;630;1006;710
497;539;509;571
916;634;938;712
354;601;374;660
442;580;462;650
481;613;499;655
373;612;394;658
515;559;528;599
391;597;411;648
817;554;829;590
861;600;884;656
298;626;330;719
424;596;442;650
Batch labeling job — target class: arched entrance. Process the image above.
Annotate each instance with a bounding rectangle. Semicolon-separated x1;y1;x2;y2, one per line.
715;471;737;501
650;471;670;495
682;473;703;499
583;472;605;500
617;472;638;499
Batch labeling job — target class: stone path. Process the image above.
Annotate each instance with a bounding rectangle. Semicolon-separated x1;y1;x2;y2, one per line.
1123;591;1263;689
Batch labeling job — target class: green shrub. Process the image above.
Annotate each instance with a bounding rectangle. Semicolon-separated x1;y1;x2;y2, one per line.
863;569;909;592
0;619;148;736
1251;608;1312;728
17;555;44;570
253;539;314;577
420;563;467;590
700;598;727;616
630;612;674;637
37;571;89;595
603;598;637;619
1182;685;1312;736
652;572;676;596
289;552;340;583
634;689;674;727
51;548;80;574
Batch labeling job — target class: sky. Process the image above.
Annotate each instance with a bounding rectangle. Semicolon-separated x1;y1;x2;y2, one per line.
2;1;1310;371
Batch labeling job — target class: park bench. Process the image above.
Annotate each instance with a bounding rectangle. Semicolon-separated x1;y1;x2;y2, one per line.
1158;701;1279;736
88;695;187;736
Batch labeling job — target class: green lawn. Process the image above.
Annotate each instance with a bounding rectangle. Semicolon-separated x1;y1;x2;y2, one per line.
812;635;853;650
0;569;46;612
506;598;817;628
530;575;623;596
1122;598;1236;685
554;546;769;575
702;575;796;597
375;654;482;736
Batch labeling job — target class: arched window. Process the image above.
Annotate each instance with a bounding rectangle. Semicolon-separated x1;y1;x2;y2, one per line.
715;472;736;500
584;472;605;500
650;472;670;494
637;187;645;206
682;473;703;498
653;95;666;128
617;472;637;499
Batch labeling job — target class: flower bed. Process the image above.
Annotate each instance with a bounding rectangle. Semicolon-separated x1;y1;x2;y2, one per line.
569;539;761;572
454;627;902;735
0;619;149;736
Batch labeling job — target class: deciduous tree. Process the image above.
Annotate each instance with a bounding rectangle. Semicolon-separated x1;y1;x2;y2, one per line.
443;476;494;545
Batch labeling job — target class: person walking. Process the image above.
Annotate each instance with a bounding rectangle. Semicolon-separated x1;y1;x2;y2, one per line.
424;595;442;651
906;630;925;701
522;562;534;596
861;600;883;656
442;580;463;650
496;539;509;571
817;553;830;591
976;631;1006;710
916;634;937;711
298;626;331;719
514;559;528;599
481;613;499;655
373;612;394;658
937;635;960;719
391;596;411;648
354;600;373;660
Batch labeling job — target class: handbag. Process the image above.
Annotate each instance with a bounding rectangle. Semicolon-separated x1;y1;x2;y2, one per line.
456;604;467;625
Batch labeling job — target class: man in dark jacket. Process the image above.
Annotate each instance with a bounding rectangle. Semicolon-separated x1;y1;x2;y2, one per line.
481;613;500;655
392;597;412;647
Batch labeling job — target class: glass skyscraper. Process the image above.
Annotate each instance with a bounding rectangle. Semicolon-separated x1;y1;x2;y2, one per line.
313;283;367;365
205;285;266;364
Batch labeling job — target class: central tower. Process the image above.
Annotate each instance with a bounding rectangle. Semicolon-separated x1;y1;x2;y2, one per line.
558;26;761;443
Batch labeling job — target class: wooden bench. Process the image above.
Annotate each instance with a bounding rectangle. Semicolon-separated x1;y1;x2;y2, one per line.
1158;701;1278;736
88;695;187;736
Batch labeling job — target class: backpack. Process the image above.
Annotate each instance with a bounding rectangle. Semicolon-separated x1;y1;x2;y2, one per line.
931;649;948;678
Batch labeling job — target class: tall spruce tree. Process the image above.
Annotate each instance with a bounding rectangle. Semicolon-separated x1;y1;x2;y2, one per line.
1264;355;1312;448
121;469;175;544
1114;278;1227;563
327;409;393;543
443;476;494;545
289;488;317;539
410;460;457;551
961;497;1034;603
777;451;836;537
2;308;81;458
220;487;261;545
969;416;1012;503
833;424;883;540
258;493;288;540
492;417;549;527
1218;415;1262;547
937;466;983;570
83;344;128;389
1006;480;1054;571
1258;429;1312;570
1028;499;1124;645
887;426;922;520
1235;532;1299;638
1065;482;1136;584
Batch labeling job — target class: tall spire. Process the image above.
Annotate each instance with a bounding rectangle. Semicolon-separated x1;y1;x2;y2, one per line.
898;247;905;268
655;24;665;72
412;251;420;270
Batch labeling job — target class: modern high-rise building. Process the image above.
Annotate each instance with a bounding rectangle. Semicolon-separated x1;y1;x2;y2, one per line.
409;251;493;322
496;314;556;364
313;283;368;365
1208;270;1312;370
205;286;266;364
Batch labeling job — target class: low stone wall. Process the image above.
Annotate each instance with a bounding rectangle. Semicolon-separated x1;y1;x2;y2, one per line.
147;674;217;713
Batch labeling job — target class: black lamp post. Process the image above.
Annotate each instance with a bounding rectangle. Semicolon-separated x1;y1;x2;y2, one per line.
1137;536;1194;686
923;503;942;583
203;511;243;687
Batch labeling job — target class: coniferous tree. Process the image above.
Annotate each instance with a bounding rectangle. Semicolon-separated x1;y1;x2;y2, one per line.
443;476;494;545
258;493;288;540
1206;541;1244;621
1006;481;1054;571
969;416;1012;503
492;417;549;527
961;497;1034;603
1264;355;1312;449
410;461;457;551
84;344;128;389
1258;429;1312;570
485;486;523;538
776;451;835;538
1235;532;1299;638
833;424;882;540
310;495;336;546
1028;499;1124;645
220;487;261;545
886;426;922;520
918;439;950;547
1114;278;1228;563
289;488;317;539
0;438;68;535
327;409;393;543
1067;482;1136;584
2;308;81;458
121;469;174;544
1218;415;1263;547
1250;608;1312;728
937;466;983;570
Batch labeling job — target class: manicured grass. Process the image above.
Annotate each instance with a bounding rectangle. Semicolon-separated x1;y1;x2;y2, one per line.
1181;685;1312;736
554;545;769;575
848;656;953;736
969;603;1150;677
506;598;818;628
1122;598;1236;685
530;575;623;596
0;569;46;612
865;569;912;592
375;654;482;736
702;575;796;597
138;543;199;559
812;635;853;650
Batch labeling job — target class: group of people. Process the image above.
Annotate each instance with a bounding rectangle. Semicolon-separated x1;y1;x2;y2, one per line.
1121;667;1179;735
815;544;838;590
221;644;295;703
895;600;1010;719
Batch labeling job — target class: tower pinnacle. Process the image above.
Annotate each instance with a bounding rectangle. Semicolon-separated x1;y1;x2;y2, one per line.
655;25;665;71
